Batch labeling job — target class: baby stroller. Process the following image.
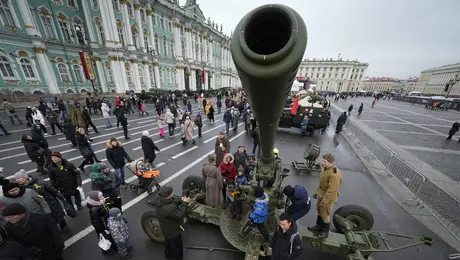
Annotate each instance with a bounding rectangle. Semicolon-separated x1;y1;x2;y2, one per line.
127;160;161;194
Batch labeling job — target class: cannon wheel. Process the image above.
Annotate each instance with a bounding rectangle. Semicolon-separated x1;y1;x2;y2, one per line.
333;205;374;233
304;126;315;137
141;210;165;243
182;175;206;193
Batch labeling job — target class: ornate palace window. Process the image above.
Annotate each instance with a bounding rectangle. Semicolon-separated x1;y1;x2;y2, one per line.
165;68;171;85
112;0;120;12
91;0;99;10
139;67;144;86
67;0;77;9
149;67;155;87
95;18;105;46
0;56;15;79
125;64;132;84
73;64;83;82
0;0;17;28
170;40;174;57
117;20;124;46
19;58;36;79
152;14;156;27
127;2;134;17
58;63;70;82
140;9;146;23
163;37;168;56
38;8;57;40
58;18;72;43
154;33;160;54
132;33;138;49
160;16;165;30
105;62;114;83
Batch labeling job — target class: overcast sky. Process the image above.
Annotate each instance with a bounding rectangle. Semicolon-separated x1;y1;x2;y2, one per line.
180;0;460;79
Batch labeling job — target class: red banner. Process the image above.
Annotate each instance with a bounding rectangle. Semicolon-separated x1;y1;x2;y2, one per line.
202;71;206;84
78;51;96;80
291;96;299;115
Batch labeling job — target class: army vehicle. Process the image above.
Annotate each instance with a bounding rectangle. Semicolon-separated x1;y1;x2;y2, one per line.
279;92;331;136
138;4;433;260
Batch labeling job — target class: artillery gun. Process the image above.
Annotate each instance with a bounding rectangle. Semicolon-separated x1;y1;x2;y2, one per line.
139;4;432;260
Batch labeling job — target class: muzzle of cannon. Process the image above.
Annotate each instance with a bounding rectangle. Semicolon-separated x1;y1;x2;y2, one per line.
231;4;308;169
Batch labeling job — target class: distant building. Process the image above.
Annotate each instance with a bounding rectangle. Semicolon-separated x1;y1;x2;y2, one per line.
296;58;369;92
416;63;460;95
0;0;239;95
364;77;419;93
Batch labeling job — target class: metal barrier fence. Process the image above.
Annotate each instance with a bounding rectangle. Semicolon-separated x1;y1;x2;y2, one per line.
330;106;460;243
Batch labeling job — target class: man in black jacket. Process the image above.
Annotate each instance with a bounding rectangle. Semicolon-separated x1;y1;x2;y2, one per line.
269;213;302;260
3;203;65;260
21;134;48;173
141;131;160;166
106;138;132;188
48;152;82;217
154;186;191;260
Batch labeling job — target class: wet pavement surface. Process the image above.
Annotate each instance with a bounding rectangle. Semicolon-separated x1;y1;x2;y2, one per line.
0;102;456;260
334;98;460;182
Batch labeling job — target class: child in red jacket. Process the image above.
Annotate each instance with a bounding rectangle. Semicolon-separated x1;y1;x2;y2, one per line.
219;153;236;202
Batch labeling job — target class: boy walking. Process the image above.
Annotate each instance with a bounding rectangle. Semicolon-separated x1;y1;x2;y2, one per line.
107;207;133;258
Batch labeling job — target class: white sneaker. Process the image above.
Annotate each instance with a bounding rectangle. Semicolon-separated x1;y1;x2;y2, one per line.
44;133;48;136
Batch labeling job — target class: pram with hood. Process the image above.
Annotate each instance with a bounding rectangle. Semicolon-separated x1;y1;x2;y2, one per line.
127;159;161;194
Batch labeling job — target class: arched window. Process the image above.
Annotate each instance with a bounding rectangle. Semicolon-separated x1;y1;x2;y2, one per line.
170;40;174;57
20;58;35;79
58;16;72;42
67;0;77;9
152;14;156;27
140;9;146;23
125;64;132;84
0;56;15;78
117;22;124;46
127;2;133;17
138;67;144;86
149;67;155;87
0;0;17;27
154;34;159;54
95;18;105;45
91;0;98;9
39;10;57;39
112;0;120;12
163;37;168;56
181;40;185;58
132;33;138;49
160;16;165;30
143;30;149;49
73;64;82;82
165;68;171;85
105;62;113;83
58;63;70;82
158;68;163;83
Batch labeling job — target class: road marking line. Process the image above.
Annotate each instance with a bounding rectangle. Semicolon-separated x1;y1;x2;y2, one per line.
171;146;198;159
132;139;164;151
204;135;217;143
63;130;246;249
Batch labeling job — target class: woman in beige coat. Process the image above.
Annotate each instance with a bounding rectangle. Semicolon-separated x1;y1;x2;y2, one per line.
183;116;195;145
202;154;223;207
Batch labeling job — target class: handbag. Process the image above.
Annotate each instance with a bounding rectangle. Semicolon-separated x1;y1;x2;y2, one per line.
98;233;112;251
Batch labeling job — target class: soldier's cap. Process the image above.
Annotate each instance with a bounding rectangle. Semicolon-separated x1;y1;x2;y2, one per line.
322;153;335;163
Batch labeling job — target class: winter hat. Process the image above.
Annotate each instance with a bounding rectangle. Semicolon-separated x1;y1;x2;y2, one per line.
110;137;118;143
237;165;244;173
2;203;26;217
253;186;264;198
143;131;149;137
2;182;19;195
51;152;62;158
219;131;225;136
238;145;245;149
109;207;121;217
88;190;101;201
159;185;173;198
207;154;216;163
322;153;335;163
283;185;295;197
13;169;28;180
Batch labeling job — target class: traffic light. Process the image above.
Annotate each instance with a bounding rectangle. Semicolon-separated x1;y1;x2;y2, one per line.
445;84;450;92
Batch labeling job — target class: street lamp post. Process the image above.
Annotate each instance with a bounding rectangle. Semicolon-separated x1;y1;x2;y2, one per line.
148;46;158;89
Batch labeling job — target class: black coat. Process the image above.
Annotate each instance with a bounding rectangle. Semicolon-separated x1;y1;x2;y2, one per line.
75;134;92;158
154;196;186;239
269;222;302;260
0;240;32;260
5;213;64;260
21;136;42;162
87;203;109;234
30;128;48;148
233;151;248;170
252;128;260;145
141;136;160;162
62;120;75;141
25;177;66;223
48;159;82;194
106;142;131;169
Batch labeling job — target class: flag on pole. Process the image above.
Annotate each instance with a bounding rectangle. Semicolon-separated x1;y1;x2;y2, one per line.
291;96;299;115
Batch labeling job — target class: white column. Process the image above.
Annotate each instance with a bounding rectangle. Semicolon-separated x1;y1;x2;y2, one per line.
146;5;155;49
203;37;208;64
36;52;59;93
17;0;39;36
121;2;135;51
208;40;213;66
173;21;183;60
175;67;181;90
131;60;142;92
197;36;202;63
99;0;114;48
81;0;97;48
104;0;120;47
190;69;196;90
143;60;151;90
111;60;123;92
134;4;145;52
185;26;193;60
94;59;107;92
154;64;161;88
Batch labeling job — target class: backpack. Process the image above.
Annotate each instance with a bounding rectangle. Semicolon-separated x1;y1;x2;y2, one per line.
289;232;301;254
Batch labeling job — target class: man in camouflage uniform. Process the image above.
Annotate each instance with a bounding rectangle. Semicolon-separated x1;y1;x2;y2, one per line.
307;153;342;238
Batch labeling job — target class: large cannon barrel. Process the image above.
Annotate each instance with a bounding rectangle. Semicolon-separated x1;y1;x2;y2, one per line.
231;4;307;165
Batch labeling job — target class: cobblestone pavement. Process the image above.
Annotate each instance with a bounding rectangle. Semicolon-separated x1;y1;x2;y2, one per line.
333;98;460;182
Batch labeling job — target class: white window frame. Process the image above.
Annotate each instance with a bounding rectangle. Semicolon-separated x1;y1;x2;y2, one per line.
117;23;125;46
67;0;78;9
57;62;71;82
29;6;41;37
163;37;168;56
112;0;120;13
94;18;105;46
154;34;159;54
165;68;171;85
57;17;73;43
170;40;174;57
105;62;114;83
40;13;58;40
0;55;17;80
143;31;149;49
140;9;146;23
0;0;20;28
72;18;86;45
138;67;144;86
72;64;84;83
160;16;165;30
127;2;134;18
132;33;138;49
18;57;38;80
152;14;156;27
